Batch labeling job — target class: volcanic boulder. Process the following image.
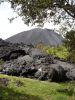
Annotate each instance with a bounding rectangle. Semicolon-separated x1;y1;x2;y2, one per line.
0;39;75;82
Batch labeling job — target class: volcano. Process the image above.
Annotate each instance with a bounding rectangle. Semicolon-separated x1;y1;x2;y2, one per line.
6;28;63;45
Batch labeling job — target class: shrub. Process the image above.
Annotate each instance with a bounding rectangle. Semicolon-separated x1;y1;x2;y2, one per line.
35;43;68;60
67;50;75;63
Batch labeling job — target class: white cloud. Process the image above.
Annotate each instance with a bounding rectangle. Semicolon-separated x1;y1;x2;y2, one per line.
0;2;35;39
0;2;58;39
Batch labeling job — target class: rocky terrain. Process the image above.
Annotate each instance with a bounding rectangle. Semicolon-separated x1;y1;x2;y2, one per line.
0;39;75;82
6;28;63;46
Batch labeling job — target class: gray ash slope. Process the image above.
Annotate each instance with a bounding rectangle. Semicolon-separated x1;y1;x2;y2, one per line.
6;28;63;45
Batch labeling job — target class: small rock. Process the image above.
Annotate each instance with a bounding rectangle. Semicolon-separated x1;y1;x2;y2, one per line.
0;78;9;86
66;68;75;80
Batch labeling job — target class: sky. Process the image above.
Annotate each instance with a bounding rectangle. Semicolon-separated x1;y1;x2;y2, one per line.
0;2;58;39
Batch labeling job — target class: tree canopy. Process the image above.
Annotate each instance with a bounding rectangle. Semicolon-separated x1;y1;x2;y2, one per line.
65;30;75;51
1;0;75;30
0;0;75;30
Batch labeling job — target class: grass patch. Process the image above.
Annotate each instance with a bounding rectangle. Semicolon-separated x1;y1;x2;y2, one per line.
0;74;75;100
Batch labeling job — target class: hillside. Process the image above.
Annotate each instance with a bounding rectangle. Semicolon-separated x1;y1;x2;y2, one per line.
0;36;75;100
0;74;75;100
6;28;63;45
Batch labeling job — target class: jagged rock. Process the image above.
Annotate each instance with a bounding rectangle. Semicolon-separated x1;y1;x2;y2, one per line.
55;60;75;71
0;78;9;86
1;39;75;82
1;54;75;82
44;55;54;64
0;39;34;61
0;38;10;46
2;55;36;77
66;68;75;80
48;65;67;82
29;48;46;59
20;65;38;78
2;60;22;76
35;64;67;82
33;54;55;66
17;55;33;64
0;39;20;59
1;49;26;61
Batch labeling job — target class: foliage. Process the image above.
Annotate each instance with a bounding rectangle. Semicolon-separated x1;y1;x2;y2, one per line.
64;30;75;63
0;74;75;100
35;43;68;59
45;46;68;59
0;0;75;32
67;50;75;63
57;81;75;99
4;0;74;31
64;30;75;51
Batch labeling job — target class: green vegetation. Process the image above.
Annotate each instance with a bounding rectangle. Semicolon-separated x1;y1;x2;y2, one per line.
44;46;68;59
6;0;75;32
35;30;75;63
66;50;75;63
0;74;75;100
36;42;75;63
65;30;75;52
64;30;75;63
35;43;68;59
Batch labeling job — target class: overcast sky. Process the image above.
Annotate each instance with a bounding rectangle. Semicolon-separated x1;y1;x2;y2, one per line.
0;2;58;39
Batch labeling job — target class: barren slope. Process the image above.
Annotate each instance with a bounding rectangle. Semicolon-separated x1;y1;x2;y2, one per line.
6;28;63;45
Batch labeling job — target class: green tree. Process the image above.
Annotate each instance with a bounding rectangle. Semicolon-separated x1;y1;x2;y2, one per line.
65;30;75;63
65;30;75;51
5;0;75;28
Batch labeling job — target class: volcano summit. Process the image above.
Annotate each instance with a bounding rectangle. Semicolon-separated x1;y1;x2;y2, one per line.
6;28;63;45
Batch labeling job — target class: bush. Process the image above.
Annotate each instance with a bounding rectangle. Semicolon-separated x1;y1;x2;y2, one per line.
67;50;75;63
35;43;68;59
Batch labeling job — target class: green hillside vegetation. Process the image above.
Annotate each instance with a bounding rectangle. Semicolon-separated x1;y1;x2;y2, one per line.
0;74;75;100
35;43;68;59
